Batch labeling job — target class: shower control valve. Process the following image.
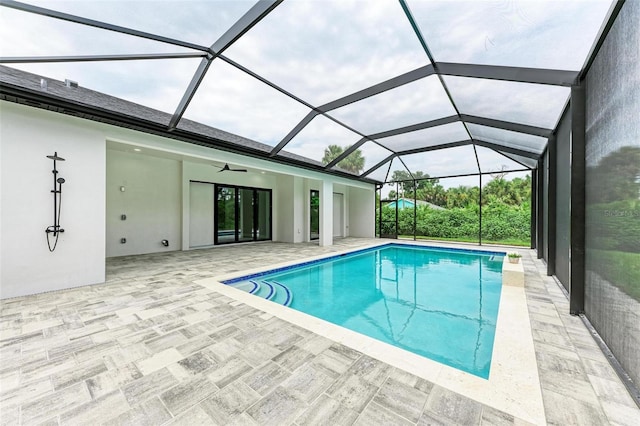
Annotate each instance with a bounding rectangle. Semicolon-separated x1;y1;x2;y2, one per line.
46;226;65;234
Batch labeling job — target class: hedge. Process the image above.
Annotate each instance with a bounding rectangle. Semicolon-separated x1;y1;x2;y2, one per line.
379;203;530;244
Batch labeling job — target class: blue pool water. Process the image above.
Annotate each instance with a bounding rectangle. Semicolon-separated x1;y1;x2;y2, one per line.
224;244;504;378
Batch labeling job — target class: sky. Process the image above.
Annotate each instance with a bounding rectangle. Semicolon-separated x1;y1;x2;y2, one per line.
0;0;613;181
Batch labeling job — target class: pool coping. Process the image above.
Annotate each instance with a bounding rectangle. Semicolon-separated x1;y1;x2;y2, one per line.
195;240;545;425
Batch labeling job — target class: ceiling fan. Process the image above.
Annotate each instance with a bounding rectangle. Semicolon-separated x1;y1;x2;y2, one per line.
215;163;248;173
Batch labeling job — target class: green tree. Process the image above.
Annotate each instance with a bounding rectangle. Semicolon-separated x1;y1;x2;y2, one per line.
417;184;447;206
482;174;531;206
322;144;366;174
389;170;412;197
342;149;365;174
322;144;343;164
390;170;443;203
446;185;477;209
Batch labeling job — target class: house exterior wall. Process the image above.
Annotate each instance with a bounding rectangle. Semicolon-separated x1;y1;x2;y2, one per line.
334;183;348;238
107;151;286;256
276;174;305;243
106;149;181;257
0;100;375;298
319;179;334;246
349;186;376;237
0;102;106;299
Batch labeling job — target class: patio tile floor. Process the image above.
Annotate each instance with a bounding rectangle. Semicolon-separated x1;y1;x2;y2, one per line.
1;238;638;425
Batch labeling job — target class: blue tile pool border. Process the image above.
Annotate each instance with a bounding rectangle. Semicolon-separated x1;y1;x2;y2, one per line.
222;242;506;285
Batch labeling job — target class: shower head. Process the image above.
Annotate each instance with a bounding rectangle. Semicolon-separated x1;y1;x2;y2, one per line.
57;178;65;184
47;154;65;161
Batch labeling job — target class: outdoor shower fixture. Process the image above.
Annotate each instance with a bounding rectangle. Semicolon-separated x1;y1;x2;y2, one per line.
45;152;65;252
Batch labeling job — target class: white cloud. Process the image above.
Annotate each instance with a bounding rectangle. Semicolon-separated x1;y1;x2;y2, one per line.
400;144;480;178
184;59;311;146
0;5;195;56
376;122;470;152
284;114;362;161
23;0;256;46
474;145;530;173
444;76;570;128
408;0;613;70
467;123;546;152
329;75;457;135
224;0;430;105
1;0;613;177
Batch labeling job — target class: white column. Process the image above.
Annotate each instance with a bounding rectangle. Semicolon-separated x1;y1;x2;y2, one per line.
181;161;190;250
304;179;311;242
292;176;304;243
319;179;333;246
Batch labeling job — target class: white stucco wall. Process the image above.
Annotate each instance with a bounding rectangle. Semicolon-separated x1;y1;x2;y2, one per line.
106;149;182;257
0;102;105;299
276;174;305;243
349;186;376;237
184;160;278;190
334;183;348;238
319;180;334;246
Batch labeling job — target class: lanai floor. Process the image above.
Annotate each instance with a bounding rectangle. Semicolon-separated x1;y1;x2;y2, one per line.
1;238;638;425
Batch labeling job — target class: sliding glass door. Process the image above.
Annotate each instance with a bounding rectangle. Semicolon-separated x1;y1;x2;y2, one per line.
256;189;272;240
216;187;237;244
310;190;319;240
237;188;254;243
214;184;271;245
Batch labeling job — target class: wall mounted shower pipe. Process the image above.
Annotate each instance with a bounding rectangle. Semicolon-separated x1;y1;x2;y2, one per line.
46;152;65;251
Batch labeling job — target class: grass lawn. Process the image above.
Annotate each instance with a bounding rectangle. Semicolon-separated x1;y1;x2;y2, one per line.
396;235;530;247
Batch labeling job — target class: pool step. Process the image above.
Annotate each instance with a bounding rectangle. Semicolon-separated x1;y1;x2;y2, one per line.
270;281;293;307
253;280;276;300
226;280;293;307
227;280;260;294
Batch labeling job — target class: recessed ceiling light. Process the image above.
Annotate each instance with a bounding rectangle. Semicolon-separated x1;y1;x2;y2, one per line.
133;148;141;152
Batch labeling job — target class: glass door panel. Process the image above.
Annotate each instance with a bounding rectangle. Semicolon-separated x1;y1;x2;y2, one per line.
216;186;236;244
310;190;320;240
238;188;255;242
215;185;272;245
256;190;272;241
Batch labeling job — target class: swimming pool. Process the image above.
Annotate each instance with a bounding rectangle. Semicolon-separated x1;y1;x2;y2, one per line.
223;243;505;378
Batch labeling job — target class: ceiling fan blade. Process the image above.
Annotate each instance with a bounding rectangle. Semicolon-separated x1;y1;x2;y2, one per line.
215;163;247;172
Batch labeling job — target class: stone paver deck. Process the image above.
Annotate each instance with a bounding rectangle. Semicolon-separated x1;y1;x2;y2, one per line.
1;238;638;425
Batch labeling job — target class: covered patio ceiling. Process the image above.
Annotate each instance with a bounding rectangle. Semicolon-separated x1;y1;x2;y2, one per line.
0;0;617;182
